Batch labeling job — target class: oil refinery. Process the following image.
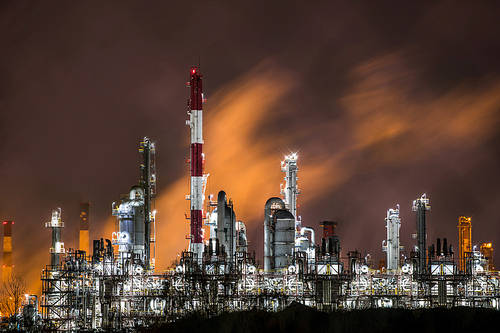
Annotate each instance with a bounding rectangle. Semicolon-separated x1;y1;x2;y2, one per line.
6;67;500;331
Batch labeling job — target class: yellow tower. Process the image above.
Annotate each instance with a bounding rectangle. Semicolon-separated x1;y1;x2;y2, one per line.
457;216;472;272
480;242;494;271
2;221;13;281
79;203;90;255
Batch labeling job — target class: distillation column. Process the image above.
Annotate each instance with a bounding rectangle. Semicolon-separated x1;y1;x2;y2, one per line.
264;197;285;271
412;194;430;275
382;205;402;271
281;153;299;232
140;137;156;269
458;216;472;273
79;203;90;255
2;221;13;281
45;208;65;266
187;66;206;260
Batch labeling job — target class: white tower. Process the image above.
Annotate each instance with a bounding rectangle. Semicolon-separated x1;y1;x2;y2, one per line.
281;153;299;232
382;205;402;271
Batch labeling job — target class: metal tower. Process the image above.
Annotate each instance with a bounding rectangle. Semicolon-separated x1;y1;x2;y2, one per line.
382;205;402;271
412;194;430;275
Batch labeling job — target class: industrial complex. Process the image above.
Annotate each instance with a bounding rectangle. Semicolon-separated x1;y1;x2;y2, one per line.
3;67;499;331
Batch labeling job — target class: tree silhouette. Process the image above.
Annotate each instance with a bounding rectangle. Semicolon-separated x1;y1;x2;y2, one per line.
0;273;27;317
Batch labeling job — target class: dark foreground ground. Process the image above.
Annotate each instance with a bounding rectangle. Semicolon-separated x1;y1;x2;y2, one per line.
141;303;500;333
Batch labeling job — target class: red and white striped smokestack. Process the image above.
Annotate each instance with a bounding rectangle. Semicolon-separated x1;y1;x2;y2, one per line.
187;66;205;260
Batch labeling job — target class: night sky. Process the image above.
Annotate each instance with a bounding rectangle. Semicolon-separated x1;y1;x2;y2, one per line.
2;1;500;292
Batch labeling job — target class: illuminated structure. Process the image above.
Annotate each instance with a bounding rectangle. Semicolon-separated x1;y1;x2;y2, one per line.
281;153;299;230
36;67;500;332
412;194;430;275
139;137;156;269
111;137;156;268
79;203;90;254
458;216;472;272
382;205;402;271
2;220;14;281
280;154;315;264
186;67;207;262
45;208;65;266
480;242;494;271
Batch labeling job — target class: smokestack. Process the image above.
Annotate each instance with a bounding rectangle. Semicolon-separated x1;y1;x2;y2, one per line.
2;221;13;281
79;202;90;255
412;194;431;275
320;221;337;239
45;208;65;266
458;216;472;272
187;66;205;261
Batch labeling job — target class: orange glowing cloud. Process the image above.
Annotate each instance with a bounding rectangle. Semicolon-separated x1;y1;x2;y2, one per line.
152;55;500;270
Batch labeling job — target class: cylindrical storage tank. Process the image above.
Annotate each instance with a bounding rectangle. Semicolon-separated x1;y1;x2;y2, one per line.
273;209;295;270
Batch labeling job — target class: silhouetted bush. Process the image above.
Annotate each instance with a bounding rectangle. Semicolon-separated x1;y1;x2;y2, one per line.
141;303;500;333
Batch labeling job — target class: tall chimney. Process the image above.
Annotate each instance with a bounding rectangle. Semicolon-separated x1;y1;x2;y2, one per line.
45;208;65;266
187;66;205;261
79;202;90;255
2;221;13;281
458;216;472;272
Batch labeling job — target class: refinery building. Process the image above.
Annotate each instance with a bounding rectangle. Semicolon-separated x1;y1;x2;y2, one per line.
7;67;498;331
